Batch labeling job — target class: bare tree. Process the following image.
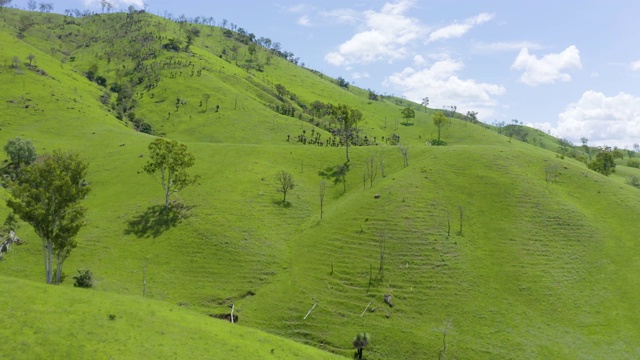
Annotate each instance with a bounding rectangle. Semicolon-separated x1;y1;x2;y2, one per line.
458;206;464;236
319;181;326;219
202;93;211;112
421;96;429;112
438;320;452;360
366;155;378;187
398;144;409;167
276;170;295;204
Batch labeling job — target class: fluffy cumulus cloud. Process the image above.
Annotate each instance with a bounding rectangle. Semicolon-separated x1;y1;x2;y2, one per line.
384;58;506;118
631;60;640;71
324;0;426;66
556;91;640;147
511;45;582;86
428;13;494;43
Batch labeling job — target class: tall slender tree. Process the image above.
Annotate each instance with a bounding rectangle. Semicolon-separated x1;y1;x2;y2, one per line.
331;104;362;163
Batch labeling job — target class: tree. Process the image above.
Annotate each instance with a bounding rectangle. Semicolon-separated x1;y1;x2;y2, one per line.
275;83;287;98
319;163;350;193
398;144;409;167
0;0;12;11
27;0;36;11
353;333;370;360
319;181;327;219
202;93;211;112
580;137;592;161
401;107;415;125
331;104;362;163
466;111;478;123
142;139;200;207
421;97;429;112
433;112;447;144
4;137;37;169
275;170;295;204
587;146;616;176
336;76;349;89
6;151;90;284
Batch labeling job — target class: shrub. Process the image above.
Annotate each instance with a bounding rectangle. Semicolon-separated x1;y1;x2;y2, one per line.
626;175;640;188
73;269;93;288
627;159;640;168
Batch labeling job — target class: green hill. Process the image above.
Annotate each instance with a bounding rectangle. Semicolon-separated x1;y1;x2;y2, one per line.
1;8;640;359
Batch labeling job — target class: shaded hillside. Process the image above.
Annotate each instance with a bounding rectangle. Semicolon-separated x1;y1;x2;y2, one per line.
1;8;640;359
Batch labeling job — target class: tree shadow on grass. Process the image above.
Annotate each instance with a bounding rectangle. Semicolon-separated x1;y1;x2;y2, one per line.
124;203;190;239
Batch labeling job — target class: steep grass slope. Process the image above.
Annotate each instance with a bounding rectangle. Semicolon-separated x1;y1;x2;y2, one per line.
1;8;640;359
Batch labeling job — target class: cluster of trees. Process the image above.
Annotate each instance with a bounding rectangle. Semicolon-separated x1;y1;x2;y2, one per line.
2;135;201;286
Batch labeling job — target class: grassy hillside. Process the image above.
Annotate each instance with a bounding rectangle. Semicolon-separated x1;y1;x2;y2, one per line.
1;8;640;359
0;275;344;359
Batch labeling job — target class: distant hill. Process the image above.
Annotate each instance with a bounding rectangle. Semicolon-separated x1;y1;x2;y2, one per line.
1;8;640;359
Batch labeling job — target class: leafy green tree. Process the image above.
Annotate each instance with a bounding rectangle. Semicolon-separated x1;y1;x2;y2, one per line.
587;146;616;176
319;163;350;193
275;83;287;98
275;170;295;204
401;107;415;125
4;137;37;168
352;333;370;360
6;151;90;284
143;139;200;207
466;110;478;123
336;76;349;89
331;104;362;163
432;111;447;144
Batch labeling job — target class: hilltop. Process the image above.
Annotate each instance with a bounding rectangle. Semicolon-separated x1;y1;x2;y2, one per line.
1;8;640;359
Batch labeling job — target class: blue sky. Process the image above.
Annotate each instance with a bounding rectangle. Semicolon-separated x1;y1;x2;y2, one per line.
9;0;640;148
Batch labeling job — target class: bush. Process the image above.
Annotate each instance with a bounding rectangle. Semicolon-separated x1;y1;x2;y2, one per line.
73;269;93;288
626;175;640;188
627;159;640;168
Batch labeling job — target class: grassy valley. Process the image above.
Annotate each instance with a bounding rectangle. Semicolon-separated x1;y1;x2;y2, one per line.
1;8;640;359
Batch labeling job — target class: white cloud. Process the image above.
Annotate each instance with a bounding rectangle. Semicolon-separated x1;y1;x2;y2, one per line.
555;91;640;147
511;45;582;86
352;72;370;80
324;0;426;66
384;58;506;118
297;16;311;26
631;60;640;71
428;13;494;43
472;41;542;53
321;8;360;24
413;55;427;66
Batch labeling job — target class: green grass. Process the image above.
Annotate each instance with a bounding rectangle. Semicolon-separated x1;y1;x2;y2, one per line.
1;8;640;359
0;275;345;359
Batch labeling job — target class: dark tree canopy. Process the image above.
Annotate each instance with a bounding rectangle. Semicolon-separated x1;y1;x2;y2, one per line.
4;137;37;168
587;147;616;176
401;107;415;125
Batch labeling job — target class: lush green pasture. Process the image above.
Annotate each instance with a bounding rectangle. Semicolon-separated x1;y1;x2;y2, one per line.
1;8;640;359
0;276;345;359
